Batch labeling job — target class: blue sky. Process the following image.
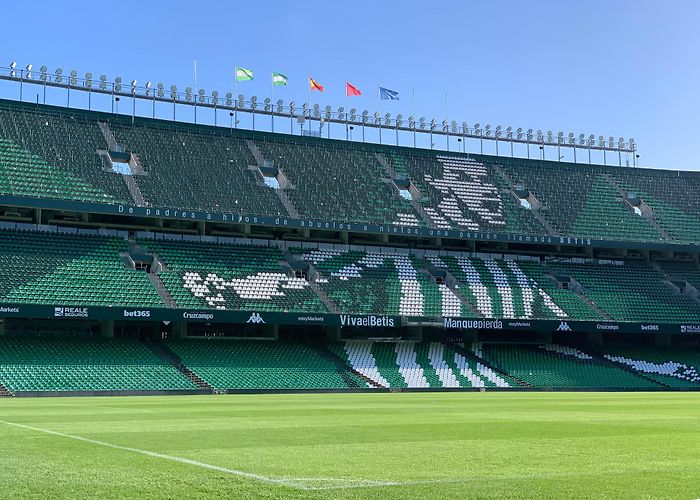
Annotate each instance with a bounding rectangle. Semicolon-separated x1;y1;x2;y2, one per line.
1;0;698;170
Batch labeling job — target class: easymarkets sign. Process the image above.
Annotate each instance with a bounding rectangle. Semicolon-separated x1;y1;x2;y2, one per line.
2;194;699;252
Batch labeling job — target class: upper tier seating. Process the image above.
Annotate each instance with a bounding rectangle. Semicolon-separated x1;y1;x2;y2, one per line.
0;229;163;307
144;239;327;313
0;104;130;203
167;338;362;389
254;138;420;225
1;99;700;244
547;260;700;322
0;335;196;393
611;169;700;243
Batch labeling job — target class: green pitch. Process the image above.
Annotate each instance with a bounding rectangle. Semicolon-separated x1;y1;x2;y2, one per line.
0;392;698;499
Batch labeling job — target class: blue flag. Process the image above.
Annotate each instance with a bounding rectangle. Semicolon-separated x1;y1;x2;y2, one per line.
379;87;399;100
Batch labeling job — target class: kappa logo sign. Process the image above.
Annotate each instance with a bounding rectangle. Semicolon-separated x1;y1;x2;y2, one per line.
246;312;265;324
556;321;573;332
54;307;88;318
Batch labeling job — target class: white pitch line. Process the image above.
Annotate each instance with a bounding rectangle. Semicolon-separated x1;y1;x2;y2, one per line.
0;419;311;490
0;419;435;491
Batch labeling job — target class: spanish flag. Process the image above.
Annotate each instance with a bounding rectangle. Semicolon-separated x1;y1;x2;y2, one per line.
309;77;324;92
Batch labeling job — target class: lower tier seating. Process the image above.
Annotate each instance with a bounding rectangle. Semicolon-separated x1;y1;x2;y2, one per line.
329;340;511;388
167;339;363;389
477;342;662;389
596;345;700;388
0;336;196;393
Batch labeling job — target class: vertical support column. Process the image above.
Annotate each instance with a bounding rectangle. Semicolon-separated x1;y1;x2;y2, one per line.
173;322;187;339
197;221;206;236
327;326;341;342
34;208;42;225
654;334;671;347
101;320;115;338
0;320;5;336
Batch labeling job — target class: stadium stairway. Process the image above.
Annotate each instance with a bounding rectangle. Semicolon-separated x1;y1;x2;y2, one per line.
0;381;12;397
491;164;559;236
307;344;372;388
244;139;300;218
144;342;215;392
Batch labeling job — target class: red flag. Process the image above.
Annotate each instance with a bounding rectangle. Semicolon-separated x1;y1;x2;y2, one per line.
346;82;362;97
309;77;324;92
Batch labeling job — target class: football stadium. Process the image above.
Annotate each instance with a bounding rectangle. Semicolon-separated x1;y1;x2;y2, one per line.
1;3;700;498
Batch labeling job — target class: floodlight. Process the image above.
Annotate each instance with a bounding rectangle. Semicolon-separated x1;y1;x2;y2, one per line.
40;66;48;82
9;62;16;69
302;103;309;114
84;72;92;88
451;120;457;133
184;87;192;100
360;110;368;123
225;92;233;106
568;132;575;145
325;105;332;119
25;64;32;79
238;94;245;107
419;117;426;129
373;112;380;124
337;106;345;120
99;75;107;90
385;113;392;125
618;137;624;149
211;90;219;105
70;70;78;86
313;103;320;117
55;68;63;83
114;76;122;92
264;97;271;111
130;80;138;93
198;89;206;103
170;85;178;99
461;121;468;133
397;114;404;127
430;119;436;131
608;136;615;147
276;99;283;113
289;101;296;113
157;83;164;98
250;95;258;109
537;130;544;142
484;124;491;137
517;128;523;140
350;108;357;121
578;133;585;145
495;125;502;138
598;135;605;147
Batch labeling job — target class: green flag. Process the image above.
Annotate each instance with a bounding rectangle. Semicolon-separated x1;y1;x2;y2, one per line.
272;72;288;86
235;67;253;82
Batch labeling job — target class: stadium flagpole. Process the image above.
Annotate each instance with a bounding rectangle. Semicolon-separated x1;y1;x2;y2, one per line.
377;84;381;145
193;60;197;124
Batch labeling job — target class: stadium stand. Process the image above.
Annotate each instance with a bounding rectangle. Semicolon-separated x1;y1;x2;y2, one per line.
166;339;364;389
292;247;470;316
0;229;163;307
329;341;512;388
428;254;599;319
477;342;662;389
2;99;700;245
0;335;196;393
595;344;700;389
143;239;327;312
547;259;700;322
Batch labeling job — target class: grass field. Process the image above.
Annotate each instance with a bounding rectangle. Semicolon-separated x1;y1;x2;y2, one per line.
0;392;698;499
